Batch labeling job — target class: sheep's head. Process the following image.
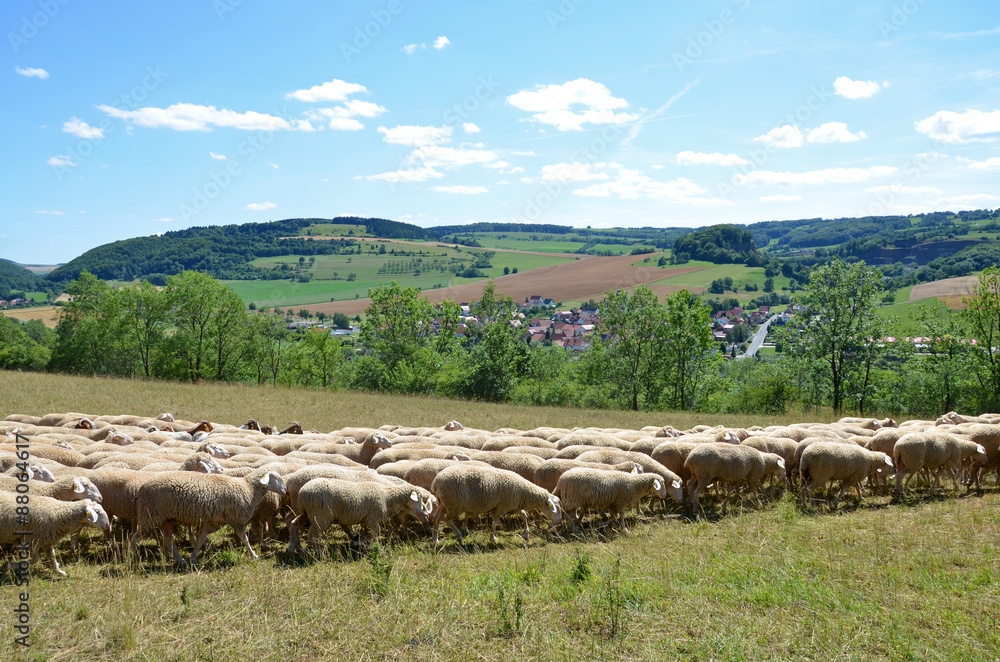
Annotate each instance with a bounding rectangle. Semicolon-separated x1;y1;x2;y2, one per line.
74;418;94;430
873;452;894;474
28;465;55;483
107;431;134;446
450;452;472;462
197;455;225;474
665;478;684;504
84;501;111;533
443;420;464;432
370;434;393;451
54;441;74;450
189;420;214;435
545;496;562;525
258;470;286;495
279;422;303;435
240;419;261;431
156;413;176;423
72;477;103;503
972;444;988;464
650;477;667;499
407;490;428;523
201;442;230;459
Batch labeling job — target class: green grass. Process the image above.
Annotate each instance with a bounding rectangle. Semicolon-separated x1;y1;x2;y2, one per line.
225;250;574;307
23;291;49;302
649;263;794;302
300;222;372;237
2;371;999;660
465;232;586;253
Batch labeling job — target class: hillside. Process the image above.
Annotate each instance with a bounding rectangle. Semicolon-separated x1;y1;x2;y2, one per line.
0;259;42;296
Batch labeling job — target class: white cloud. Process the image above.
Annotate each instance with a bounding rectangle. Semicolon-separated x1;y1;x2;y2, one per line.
760;194;802;202
153;217;175;222
506;78;639;132
286;79;368;103
934;193;999;207
433;36;451;50
752;125;803;149
244;202;276;211
378;124;452;147
47;155;74;167
650;164;666;170
462;122;481;134
539;162;615;183
734;165;898;186
306;100;387;131
806;122;868;143
573;168;733;206
209;152;227;160
969;156;1000;170
676;150;749;166
366;166;444;183
98;103;299;132
34;210;65;215
833;76;885;99
62;117;104;139
432;185;488;194
15;66;48;79
916;109;1000;143
411;145;498;168
402;43;423;54
865;185;941;195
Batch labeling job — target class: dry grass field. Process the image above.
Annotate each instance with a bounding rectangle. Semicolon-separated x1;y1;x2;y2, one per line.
908;276;980;302
1;371;998;661
0;306;60;328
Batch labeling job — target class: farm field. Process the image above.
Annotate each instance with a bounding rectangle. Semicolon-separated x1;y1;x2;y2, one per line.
226;249;577;309
646;263;794;303
447;231;657;255
0;305;60;327
1;370;998;661
304;255;699;317
909;275;980;302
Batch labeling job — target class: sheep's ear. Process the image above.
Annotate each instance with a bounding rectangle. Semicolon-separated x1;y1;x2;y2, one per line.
977;444;986;454
259;473;270;485
198;460;212;473
24;466;34;480
672;479;682;490
631;467;639;474
884;456;893;467
777;458;786;469
548;498;558;512
85;505;99;523
410;491;419;502
73;478;86;493
653;478;662;492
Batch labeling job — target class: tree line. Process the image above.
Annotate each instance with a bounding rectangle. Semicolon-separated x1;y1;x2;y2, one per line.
2;262;1000;416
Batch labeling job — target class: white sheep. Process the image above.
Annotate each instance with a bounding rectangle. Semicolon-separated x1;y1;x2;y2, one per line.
0;493;110;576
683;444;786;516
893;433;988;494
798;442;894;507
430;464;561;544
131;469;286;565
553;467;670;533
287;479;430;555
0;474;102;503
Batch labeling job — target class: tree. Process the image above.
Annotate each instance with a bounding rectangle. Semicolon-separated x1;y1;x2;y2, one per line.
331;312;351;329
360;281;435;391
763;277;774;293
459;282;528;402
585;285;666;411
116;281;169;378
503;266;510;275
962;267;1000;411
301;330;344;388
50;270;123;376
785;258;889;413
659;289;716;409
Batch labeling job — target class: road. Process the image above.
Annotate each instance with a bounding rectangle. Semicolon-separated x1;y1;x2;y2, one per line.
739;315;774;359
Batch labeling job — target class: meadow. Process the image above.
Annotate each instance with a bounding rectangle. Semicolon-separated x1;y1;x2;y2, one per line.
1;371;998;661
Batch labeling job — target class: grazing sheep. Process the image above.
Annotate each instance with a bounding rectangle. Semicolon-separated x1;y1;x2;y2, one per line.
131;469;286;564
0;493;110;576
287;479;430;555
0;474;102;503
740;436;799;481
500;446;560;460
554;468;671;533
650;441;704;485
302;433;393;467
684;445;786;516
893;433;989;494
430;464;561;544
533;459;643;493
284;465;389;513
571;450;684;502
966;425;1000;491
799;442;894;507
467;451;544;482
15;442;86;467
369;446;461;469
402;459;492;492
555;431;633;452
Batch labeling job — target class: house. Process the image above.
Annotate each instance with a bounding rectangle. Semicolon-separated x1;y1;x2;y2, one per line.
713;330;728;341
543;298;556;307
529;333;546;343
758;305;771;315
527;295;544;306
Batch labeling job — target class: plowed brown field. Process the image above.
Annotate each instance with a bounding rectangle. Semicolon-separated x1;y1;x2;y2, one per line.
909;276;979;302
305;256;706;316
0;305;60;327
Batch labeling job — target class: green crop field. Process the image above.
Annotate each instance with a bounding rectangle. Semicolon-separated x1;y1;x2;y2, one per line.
299;223;372;237
1;370;998;661
224;249;575;308
461;232;585;253
648;263;794;301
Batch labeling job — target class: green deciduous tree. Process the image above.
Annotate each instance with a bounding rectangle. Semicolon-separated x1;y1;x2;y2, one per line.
660;289;716;410
459;282;529;402
962;267;1000;411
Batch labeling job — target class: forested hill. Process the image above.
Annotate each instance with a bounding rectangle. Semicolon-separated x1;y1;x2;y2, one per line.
670;224;760;265
0;259;42;297
46;216;433;283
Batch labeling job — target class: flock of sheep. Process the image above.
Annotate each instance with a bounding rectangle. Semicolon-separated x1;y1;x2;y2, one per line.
1;409;999;577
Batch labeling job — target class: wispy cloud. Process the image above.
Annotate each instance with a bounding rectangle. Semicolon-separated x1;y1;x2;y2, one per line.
735;165;897;186
431;185;487;194
676;151;748;166
63;117;104;139
285;79;368;102
99;103;309;132
34;209;65;215
209;152;227;160
752;125;803;149
932;25;1000;39
915;109;1000;143
15;66;48;79
244;201;276;211
806;122;867;143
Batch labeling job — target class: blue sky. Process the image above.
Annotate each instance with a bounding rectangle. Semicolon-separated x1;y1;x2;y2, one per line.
2;0;998;264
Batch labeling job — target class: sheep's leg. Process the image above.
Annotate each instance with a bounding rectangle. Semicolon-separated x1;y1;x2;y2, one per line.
308;526;325;559
489;517;499;543
188;525;212;564
832;484;847;509
520;510;530;540
286;515;304;553
234;524;259;561
45;546;66;577
893;470;906;495
687;478;701;517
